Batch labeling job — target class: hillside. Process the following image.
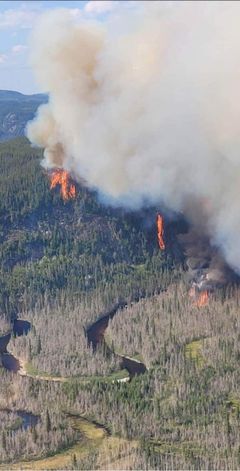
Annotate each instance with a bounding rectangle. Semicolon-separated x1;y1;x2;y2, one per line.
0;137;239;470
0;90;47;141
0;137;178;319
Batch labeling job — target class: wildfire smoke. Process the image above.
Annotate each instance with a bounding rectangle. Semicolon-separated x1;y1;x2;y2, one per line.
26;2;240;274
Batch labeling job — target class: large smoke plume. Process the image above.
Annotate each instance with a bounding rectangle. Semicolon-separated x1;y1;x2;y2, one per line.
27;2;240;274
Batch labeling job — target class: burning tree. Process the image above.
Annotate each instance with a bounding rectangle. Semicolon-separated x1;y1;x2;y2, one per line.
50;169;76;201
156;214;165;250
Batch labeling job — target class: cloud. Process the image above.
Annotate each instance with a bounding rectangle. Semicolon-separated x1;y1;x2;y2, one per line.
84;1;117;15
0;54;7;64
0;5;83;31
0;7;38;29
69;8;81;17
12;44;28;54
69;8;82;20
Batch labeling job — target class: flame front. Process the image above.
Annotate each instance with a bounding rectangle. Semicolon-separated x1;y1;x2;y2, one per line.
195;290;209;307
50;169;76;201
157;213;165;250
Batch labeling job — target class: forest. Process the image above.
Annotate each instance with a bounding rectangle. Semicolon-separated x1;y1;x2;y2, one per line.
0;137;240;470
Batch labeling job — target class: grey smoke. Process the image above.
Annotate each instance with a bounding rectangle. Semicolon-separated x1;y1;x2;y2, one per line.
27;1;240;273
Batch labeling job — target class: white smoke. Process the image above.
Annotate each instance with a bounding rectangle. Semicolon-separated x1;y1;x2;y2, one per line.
27;1;240;273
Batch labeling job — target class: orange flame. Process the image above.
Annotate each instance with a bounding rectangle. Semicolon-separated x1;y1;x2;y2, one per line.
50;170;76;201
157;213;165;250
195;290;209;307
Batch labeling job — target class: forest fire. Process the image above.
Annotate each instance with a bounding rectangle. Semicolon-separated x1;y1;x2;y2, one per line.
50;169;76;201
157;214;165;250
196;290;209;307
189;284;209;307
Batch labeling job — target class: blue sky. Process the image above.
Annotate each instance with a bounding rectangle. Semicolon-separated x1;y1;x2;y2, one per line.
0;1;120;94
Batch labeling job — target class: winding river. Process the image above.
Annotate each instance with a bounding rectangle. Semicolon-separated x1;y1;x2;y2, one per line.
0;303;146;436
87;302;147;378
2;304;147;379
0;319;31;373
0;408;39;431
0;319;40;432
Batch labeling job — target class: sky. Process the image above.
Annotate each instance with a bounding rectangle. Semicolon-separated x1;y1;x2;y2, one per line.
0;0;124;94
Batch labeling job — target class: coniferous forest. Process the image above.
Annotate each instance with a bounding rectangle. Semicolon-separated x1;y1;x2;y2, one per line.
0;137;240;470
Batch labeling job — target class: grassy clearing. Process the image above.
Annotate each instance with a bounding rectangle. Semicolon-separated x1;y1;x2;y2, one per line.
226;394;240;414
66;414;107;439
151;439;207;458
185;339;204;367
22;361;67;382
24;361;129;384
124;352;145;363
97;436;139;470
62;369;130;384
74;369;129;383
25;362;58;378
101;369;129;382
0;415;138;470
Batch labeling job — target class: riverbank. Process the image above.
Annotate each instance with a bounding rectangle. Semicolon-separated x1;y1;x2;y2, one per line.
0;414;138;471
0;304;146;468
2;305;144;382
86;302;147;378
